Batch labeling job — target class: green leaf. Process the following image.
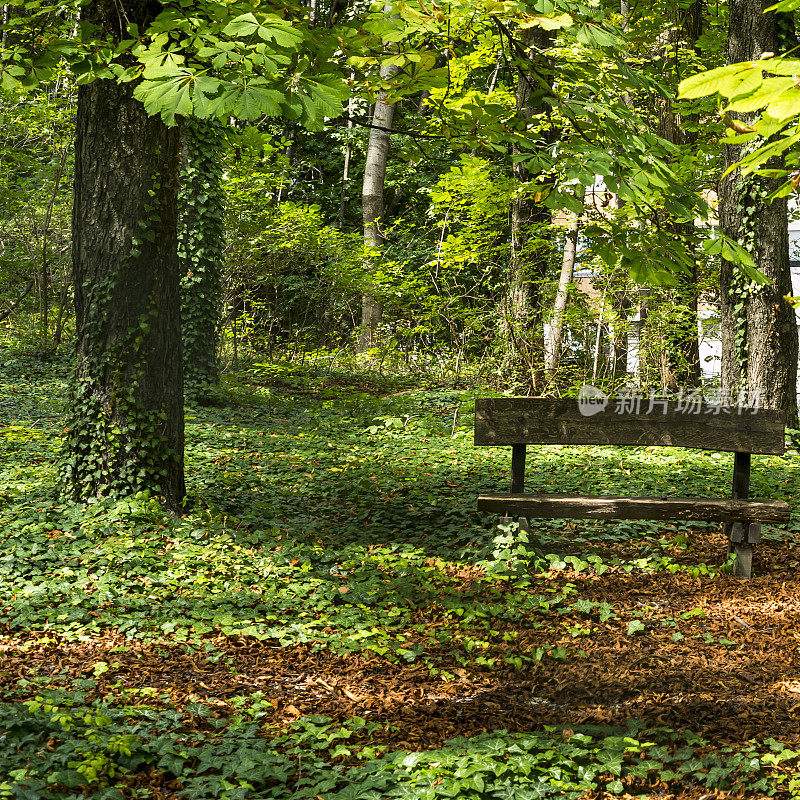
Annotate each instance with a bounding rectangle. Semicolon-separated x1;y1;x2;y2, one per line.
725;77;794;113
678;64;755;100
133;71;194;125
530;12;573;30
212;79;284;120
718;66;762;99
222;12;260;37
626;619;646;635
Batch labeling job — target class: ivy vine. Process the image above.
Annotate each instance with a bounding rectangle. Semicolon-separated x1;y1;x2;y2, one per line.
178;117;226;396
59;171;177;501
729;173;762;389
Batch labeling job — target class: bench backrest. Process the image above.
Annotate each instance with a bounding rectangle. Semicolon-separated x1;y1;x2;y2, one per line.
474;397;786;455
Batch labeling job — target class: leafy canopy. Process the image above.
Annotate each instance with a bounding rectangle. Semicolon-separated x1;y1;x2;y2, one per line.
0;0;350;127
677;0;800;191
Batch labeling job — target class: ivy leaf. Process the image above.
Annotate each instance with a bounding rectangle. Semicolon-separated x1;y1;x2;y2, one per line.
627;620;646;635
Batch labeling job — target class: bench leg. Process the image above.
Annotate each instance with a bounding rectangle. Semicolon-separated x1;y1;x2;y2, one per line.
732;543;753;578
727;521;760;578
499;515;529;533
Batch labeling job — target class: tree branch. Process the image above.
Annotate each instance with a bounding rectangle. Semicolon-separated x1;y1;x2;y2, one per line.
0;279;35;323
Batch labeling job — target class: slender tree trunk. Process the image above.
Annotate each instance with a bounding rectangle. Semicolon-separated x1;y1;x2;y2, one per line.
658;0;703;389
545;211;580;380
178;117;224;391
337;78;355;230
503;27;555;392
39;140;68;343
359;16;398;353
62;0;185;510
276;123;294;207
719;0;798;418
38;241;49;340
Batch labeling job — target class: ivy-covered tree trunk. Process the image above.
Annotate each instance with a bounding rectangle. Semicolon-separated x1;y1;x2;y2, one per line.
719;0;797;418
62;0;185;510
502;27;554;392
178;117;225;392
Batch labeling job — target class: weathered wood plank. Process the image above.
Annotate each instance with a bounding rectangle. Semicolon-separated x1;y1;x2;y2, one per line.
474;398;785;454
733;543;753;578
477;494;791;523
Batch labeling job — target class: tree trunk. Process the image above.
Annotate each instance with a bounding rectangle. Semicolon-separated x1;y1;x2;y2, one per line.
359;27;398;353
62;0;185;510
658;0;703;389
337;76;355;230
179;117;224;391
719;0;798;418
502;27;554;392
545;211;580;381
634;0;703;390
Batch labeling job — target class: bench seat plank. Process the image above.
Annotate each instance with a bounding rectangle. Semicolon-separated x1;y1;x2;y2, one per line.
478;494;791;523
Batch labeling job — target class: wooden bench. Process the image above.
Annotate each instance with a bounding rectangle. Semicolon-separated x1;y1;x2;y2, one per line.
474;397;791;578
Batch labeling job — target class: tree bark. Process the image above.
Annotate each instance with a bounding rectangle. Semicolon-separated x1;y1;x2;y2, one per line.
359;19;398;353
719;0;798;418
62;0;185;510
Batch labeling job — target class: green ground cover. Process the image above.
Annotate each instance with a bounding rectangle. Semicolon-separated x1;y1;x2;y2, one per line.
2;346;800;799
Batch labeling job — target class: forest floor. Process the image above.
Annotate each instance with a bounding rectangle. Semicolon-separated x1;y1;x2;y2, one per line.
2;347;800;799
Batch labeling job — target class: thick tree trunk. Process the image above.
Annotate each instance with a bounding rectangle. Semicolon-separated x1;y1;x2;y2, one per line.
719;0;797;417
359;49;398;352
62;0;185;510
179;117;224;391
503;27;554;392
